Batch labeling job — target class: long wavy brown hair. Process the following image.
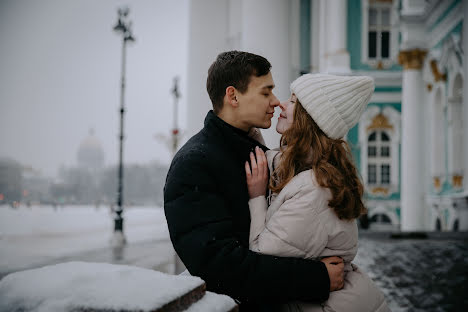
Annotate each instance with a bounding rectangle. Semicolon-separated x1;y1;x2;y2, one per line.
270;100;366;220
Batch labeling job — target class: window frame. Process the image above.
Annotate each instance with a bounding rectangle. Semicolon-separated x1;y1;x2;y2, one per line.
368;6;391;59
367;130;392;186
359;106;401;197
361;0;398;68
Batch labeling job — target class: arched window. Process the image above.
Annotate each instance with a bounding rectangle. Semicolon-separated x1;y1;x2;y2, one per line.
367;130;392;186
359;106;400;196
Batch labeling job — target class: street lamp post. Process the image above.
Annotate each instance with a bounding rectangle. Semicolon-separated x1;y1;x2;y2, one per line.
171;77;180;156
112;7;135;247
155;77;182;156
170;77;186;274
153;77;185;273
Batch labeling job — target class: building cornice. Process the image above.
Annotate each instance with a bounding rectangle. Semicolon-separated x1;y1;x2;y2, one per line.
352;70;402;86
365;199;400;206
370;92;402;103
400;0;439;23
426;0;455;29
429;2;463;48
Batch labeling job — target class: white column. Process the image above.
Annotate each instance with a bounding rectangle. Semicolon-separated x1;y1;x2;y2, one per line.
186;0;230;138
241;0;293;148
399;49;427;231
457;0;468;231
324;0;350;73
318;0;327;72
463;0;468;191
310;0;320;72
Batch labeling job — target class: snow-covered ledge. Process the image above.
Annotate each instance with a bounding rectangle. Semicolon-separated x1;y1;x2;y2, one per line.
0;262;237;312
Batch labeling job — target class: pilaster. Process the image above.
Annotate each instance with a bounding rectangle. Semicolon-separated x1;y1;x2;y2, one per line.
186;0;230;138
241;0;292;147
324;0;350;73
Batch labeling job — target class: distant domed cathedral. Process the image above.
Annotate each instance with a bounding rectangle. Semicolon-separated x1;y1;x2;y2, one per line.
77;129;104;170
185;0;467;231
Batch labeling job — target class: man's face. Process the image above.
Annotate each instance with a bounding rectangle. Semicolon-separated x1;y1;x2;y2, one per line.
235;72;280;130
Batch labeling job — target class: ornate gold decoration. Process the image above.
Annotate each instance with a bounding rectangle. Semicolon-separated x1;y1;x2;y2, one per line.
398;49;427;70
433;176;441;189
452;175;463;188
430;60;447;82
371;187;389;195
376;61;384;70
427;84;433;91
367;113;394;131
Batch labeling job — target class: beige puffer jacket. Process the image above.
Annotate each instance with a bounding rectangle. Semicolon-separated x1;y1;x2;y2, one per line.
248;149;390;312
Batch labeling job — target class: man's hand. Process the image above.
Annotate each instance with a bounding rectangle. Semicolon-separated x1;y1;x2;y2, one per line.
245;146;268;198
321;256;344;291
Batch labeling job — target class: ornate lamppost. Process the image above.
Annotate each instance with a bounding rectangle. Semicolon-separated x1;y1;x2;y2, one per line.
111;7;135;247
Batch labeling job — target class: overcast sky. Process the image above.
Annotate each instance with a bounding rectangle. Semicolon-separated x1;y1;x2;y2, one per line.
0;0;189;177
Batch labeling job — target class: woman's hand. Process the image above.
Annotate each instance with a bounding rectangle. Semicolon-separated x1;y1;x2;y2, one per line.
245;146;268;199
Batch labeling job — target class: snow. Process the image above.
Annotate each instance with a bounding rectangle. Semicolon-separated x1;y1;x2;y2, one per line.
0;205;170;274
186;291;237;312
0;261;228;312
0;206;238;311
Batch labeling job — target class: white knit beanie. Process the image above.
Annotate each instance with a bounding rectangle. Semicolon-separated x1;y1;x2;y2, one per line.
290;74;374;139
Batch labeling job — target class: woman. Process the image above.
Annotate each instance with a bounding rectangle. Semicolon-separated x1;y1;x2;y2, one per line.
245;74;390;312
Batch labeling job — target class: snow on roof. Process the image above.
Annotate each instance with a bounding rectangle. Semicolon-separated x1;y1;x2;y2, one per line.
0;261;234;312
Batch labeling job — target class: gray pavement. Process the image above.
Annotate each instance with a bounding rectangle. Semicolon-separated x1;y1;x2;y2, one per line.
354;231;468;312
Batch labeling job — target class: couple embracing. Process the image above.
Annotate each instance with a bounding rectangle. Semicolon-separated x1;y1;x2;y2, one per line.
164;51;390;312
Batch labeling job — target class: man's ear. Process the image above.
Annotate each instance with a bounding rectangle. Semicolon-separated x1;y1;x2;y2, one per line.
225;86;238;108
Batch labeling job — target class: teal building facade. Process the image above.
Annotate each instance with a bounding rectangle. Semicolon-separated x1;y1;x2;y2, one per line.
185;0;467;231
297;0;466;231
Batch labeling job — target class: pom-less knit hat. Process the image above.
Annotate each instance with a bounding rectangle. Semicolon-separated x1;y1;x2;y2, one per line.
290;74;374;139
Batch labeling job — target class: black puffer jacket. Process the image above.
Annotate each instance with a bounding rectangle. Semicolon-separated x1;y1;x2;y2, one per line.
164;111;330;310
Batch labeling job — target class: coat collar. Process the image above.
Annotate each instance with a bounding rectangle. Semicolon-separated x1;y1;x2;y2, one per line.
203;110;268;161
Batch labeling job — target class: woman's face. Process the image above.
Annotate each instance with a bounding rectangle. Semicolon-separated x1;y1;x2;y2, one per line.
276;94;296;134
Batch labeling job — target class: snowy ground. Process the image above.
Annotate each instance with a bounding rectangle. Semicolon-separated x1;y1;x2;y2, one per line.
1;205;467;311
0;204;173;277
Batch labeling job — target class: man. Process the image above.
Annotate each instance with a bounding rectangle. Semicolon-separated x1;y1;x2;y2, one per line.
164;51;344;310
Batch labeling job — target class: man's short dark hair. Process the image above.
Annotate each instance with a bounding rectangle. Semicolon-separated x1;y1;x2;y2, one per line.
206;51;271;114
